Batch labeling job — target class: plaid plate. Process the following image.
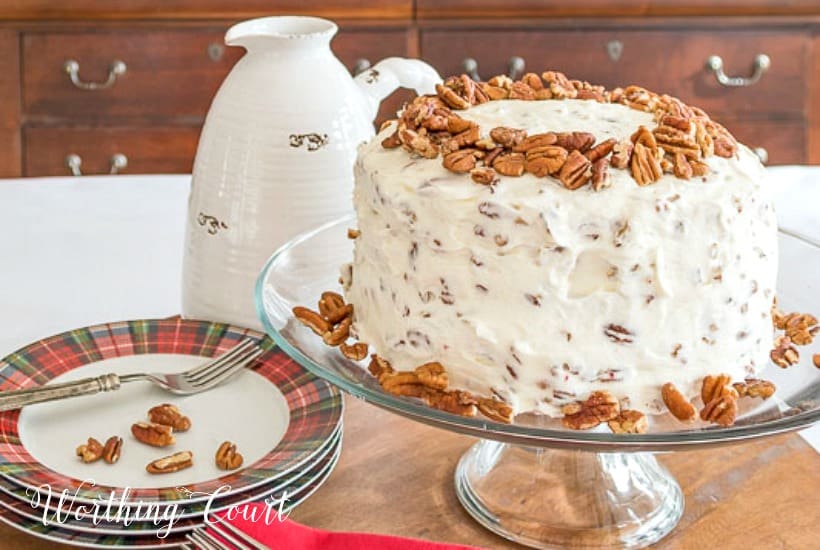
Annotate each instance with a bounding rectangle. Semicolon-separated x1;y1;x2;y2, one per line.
0;441;341;548
0;319;342;503
0;428;342;535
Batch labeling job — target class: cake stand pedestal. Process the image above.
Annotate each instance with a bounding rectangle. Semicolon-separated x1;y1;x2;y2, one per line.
455;441;682;549
256;215;820;550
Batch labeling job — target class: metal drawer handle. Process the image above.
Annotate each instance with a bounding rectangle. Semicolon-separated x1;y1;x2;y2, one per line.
63;59;127;91
460;56;526;82
65;153;128;176
705;54;770;87
352;58;371;76
753;147;768;165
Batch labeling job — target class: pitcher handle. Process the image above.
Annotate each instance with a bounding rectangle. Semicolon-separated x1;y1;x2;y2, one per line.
354;57;442;122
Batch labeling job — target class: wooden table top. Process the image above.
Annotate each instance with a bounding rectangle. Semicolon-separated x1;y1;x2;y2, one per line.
0;396;817;549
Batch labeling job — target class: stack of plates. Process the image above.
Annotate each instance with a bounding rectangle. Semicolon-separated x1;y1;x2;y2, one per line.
0;319;343;548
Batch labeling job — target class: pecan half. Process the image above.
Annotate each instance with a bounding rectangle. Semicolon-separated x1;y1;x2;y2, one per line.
492;152;526;177
554;132;595;153
513;132;557;153
770;335;799;368
490;127;528;148
608;410;648;434
610;140;633;169
700;374;735;406
322;316;352;346
481;83;509;100
591;158;611;191
318;291;345;319
146;451;193;475
340;341;368;361
436;83;470;110
102;436;123;465
584;138;617;163
733;378;776;399
541;71;577;99
561;390;620;430
347;228;361;239
477;397;514;423
525;146;567;177
631;142;663;186
509;81;536;100
215;441;244;471
76;437;104;463
148;403;191;432
813;353;820;368
131;422;175;447
443;149;478;173
415;362;448;390
521;72;544;90
451;126;481;149
661;383;696;422
293;306;331;336
558;150;592;190
700;393;737;426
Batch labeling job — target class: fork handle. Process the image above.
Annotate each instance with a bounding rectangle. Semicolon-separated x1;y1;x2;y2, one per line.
0;373;121;412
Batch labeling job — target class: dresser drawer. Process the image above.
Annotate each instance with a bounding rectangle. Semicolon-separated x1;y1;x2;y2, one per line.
421;28;808;119
23;126;201;176
724;119;806;165
22;28;412;123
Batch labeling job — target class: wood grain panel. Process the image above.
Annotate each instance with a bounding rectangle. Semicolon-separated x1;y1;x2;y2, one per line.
810;34;820;163
420;29;808;119
0;29;21;177
724;119;806;165
23;126;201;176
417;0;820;18
0;0;412;21
22;28;412;123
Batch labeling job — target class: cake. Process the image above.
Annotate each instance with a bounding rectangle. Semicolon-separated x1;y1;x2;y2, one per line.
336;72;779;426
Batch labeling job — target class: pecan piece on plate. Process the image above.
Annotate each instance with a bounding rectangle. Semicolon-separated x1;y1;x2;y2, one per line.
700;393;738;426
733;378;776;399
146;451;194;475
215;441;244;471
293;306;331;336
770;335;799;368
561;390;620;430
558;150;593;190
340;341;368;361
368;354;394;378
425;389;478;417
318;291;345;318
608;410;648;434
322;316;352;347
148;403;192;432
131;422;175;447
661;383;697;422
415;362;449;390
76;437;104;463
477;397;514;424
102;436;123;464
700;374;736;406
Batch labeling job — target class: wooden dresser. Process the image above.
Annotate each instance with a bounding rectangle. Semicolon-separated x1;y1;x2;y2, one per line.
1;1;818;177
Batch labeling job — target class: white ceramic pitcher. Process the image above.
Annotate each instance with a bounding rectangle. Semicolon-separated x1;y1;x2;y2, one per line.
182;16;441;329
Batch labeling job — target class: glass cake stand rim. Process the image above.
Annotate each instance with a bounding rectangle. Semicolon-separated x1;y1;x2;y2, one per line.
255;214;820;452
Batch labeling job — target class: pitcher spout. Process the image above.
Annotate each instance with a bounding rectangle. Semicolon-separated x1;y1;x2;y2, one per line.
225;16;338;52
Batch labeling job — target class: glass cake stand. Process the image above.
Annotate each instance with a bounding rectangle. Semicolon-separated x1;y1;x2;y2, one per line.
255;215;820;549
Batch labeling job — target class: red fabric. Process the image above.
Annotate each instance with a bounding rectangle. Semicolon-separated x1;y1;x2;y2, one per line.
209;503;481;550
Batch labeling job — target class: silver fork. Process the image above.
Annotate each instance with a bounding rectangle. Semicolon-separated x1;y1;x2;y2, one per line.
0;338;264;412
186;517;268;550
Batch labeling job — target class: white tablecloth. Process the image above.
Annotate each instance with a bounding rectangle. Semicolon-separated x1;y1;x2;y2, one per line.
0;169;818;449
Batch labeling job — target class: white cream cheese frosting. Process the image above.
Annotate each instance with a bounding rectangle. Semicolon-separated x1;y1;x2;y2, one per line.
343;98;777;417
